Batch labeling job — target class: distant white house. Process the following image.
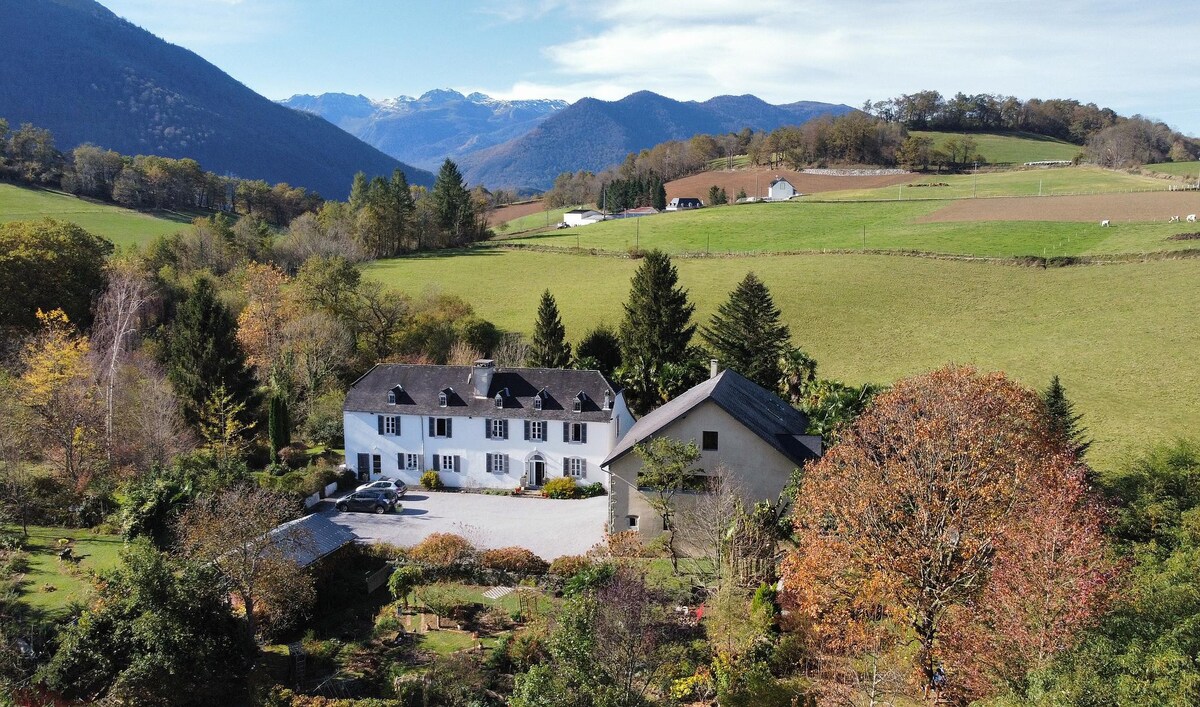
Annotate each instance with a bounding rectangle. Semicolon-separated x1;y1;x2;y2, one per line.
768;178;798;201
563;209;605;226
666;197;703;211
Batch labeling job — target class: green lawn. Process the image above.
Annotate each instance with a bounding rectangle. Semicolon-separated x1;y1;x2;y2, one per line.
1142;161;1200;180
8;525;124;613
502;199;1196;258
366;249;1200;474
0;182;191;249
910;130;1083;165
814;166;1167;201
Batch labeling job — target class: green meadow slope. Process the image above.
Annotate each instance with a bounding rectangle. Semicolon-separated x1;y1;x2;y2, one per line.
366;249;1200;474
0;183;189;248
910;130;1082;164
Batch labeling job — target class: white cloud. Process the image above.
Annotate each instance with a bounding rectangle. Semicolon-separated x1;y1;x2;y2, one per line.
477;0;1200;131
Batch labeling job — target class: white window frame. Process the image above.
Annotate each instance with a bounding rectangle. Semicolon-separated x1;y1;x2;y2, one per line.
529;420;545;442
627;515;639;530
494;393;503;408
438;392;448;407
387;390;396;405
490;453;507;474
432;417;450;438
490;418;508;439
371;454;382;476
533;397;543;411
565;457;586;478
440;454;457;472
568;422;585;444
404;453;419;471
573;398;583;413
383;416;398;435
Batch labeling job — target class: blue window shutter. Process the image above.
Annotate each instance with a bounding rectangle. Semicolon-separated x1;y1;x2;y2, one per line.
454;455;461;472
502;419;508;439
524;420;530;440
433;455;440;471
377;415;384;434
486;453;493;471
581;460;587;479
485;419;492;439
447;418;453;438
581;423;587;443
562;422;569;442
428;417;435;436
394;416;400;435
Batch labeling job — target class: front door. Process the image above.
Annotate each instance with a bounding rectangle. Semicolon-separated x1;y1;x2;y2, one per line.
356;453;370;482
529;457;546;487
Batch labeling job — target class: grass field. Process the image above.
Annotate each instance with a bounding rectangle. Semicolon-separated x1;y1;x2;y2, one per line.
9;526;124;613
0;182;191;249
910;130;1082;164
366;248;1200;473
1142;161;1200;180
814;165;1167;201
497;205;585;234
504;199;1198;258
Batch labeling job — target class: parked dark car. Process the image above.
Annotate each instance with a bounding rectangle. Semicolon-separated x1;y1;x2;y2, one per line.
336;489;397;514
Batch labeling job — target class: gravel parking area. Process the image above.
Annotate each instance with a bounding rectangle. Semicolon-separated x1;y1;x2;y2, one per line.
320;491;608;560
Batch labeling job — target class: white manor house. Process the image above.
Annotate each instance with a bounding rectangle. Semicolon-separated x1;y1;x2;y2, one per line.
343;359;635;490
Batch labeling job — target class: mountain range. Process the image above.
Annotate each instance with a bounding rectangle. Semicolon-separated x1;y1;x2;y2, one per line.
280;90;568;172
0;0;432;199
456;92;856;191
289;89;856;192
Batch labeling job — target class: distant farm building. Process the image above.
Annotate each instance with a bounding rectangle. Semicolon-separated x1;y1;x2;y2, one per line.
563;209;605;226
666;197;703;211
768;178;797;201
613;206;659;219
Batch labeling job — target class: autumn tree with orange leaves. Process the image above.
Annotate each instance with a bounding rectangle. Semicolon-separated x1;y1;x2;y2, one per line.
780;365;1116;703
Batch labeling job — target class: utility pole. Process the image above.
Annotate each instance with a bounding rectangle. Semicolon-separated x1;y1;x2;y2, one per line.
973;161;978;198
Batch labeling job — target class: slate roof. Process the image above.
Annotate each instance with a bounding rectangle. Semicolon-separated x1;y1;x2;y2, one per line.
602;369;821;467
268;514;357;568
770;178;793;188
345;364;618;423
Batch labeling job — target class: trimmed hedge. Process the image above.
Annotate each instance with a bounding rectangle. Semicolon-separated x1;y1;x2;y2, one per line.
480;547;549;575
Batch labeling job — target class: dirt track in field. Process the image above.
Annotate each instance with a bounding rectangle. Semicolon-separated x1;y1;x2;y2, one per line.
666;167;912;201
489;200;547;226
917;191;1200;223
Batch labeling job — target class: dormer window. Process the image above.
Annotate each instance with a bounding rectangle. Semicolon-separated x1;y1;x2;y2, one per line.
494;393;503;408
533;397;542;412
439;392;448;407
388;385;402;405
573;391;586;413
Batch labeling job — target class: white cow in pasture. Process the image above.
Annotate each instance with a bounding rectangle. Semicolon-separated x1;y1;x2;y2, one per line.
1100;219;1110;227
1169;215;1180;223
1188;214;1198;223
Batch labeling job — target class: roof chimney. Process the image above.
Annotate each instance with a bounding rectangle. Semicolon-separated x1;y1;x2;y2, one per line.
471;359;496;398
710;358;720;379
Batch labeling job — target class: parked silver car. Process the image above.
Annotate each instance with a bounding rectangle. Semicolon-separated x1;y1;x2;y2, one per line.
355;478;408;498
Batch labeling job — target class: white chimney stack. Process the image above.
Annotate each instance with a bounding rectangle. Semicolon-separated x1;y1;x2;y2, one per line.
710;358;720;379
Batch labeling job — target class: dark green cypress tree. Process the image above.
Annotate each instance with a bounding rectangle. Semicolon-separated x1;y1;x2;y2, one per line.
620;250;696;373
164;277;258;426
268;393;290;459
1043;375;1091;458
527;290;572;368
701;272;791;390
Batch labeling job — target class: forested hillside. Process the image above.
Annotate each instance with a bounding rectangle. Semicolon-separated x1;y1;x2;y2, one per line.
0;0;432;199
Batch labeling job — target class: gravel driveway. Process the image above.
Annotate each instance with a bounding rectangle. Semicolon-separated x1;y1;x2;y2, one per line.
320;491;608;560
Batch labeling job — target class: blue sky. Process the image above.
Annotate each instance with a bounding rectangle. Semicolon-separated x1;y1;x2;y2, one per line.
101;0;1200;135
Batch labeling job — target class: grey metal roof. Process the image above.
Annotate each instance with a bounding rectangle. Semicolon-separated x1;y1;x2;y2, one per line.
268;514;357;568
602;369;821;467
345;364;618;423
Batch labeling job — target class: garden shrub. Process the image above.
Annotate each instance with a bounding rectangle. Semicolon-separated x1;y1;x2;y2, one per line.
420;471;444;490
547;554;591;579
278;443;310;469
578;481;606;498
408;533;474;566
480;547;549;575
541;477;579;499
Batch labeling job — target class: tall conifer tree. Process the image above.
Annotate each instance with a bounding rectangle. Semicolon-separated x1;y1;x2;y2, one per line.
620;250;696;366
1042;375;1091;458
165;277;257;426
702;272;791;390
431;158;473;239
527;290;572;368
